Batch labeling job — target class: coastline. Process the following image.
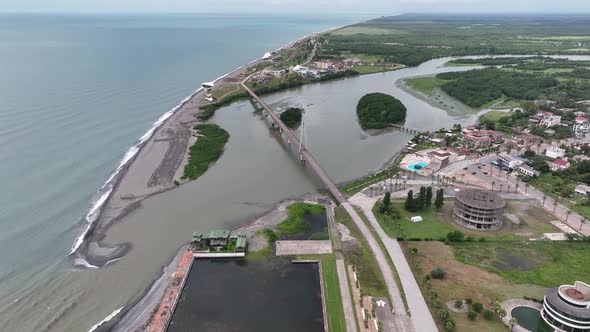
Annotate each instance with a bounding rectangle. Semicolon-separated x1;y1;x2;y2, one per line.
71;24;353;268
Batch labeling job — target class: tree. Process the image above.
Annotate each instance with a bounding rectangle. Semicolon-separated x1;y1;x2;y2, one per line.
581;218;587;231
435;188;444;209
472;302;483;313
444;319;456;331
467;311;478;320
430;267;447;279
454;300;464;309
446;231;465;242
417;186;427;210
405;190;414;211
426;186;433;208
379;192;392;214
497;308;507;319
438;308;450;320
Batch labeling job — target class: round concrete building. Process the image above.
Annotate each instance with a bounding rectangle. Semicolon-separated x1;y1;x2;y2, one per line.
453;189;506;230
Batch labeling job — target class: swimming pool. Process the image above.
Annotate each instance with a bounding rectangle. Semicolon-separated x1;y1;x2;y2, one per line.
408;162;428;172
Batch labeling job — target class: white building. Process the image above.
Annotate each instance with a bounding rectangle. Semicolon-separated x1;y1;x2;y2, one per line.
541;281;590;332
540;115;561;128
574;116;590;137
517;164;541;177
575;184;590;196
498;152;524;169
546;145;566;159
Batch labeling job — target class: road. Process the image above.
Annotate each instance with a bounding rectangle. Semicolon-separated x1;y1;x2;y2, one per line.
349;195;438;332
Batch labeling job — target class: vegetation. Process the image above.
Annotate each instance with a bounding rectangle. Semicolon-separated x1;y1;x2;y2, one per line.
277;203;326;235
434;188;444;209
280;107;303;128
356;92;407;129
453;241;590;287
430;267;447;280
182;124;230;180
321;255;347;332
404;187;433;212
405;77;449;95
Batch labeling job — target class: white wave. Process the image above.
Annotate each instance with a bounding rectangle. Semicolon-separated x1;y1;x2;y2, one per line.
88;306;124;332
73;256;99;269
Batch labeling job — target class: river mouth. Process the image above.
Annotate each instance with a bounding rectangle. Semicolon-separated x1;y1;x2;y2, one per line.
167;258;324;332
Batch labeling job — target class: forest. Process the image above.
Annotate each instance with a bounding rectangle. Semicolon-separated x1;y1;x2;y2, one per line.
356;93;407;129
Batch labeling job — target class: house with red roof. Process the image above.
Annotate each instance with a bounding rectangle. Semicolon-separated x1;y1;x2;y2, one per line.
549;159;571;171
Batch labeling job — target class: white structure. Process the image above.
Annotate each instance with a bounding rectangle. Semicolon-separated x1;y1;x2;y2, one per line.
574;116;590;137
517;164;541;177
540;115;562;128
410;216;423;223
262;51;272;60
546;145;566;159
575;184;590;196
498;152;524;169
541;281;590;332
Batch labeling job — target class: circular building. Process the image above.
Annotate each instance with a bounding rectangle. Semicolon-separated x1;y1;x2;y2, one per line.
541;281;590;332
453;189;506;230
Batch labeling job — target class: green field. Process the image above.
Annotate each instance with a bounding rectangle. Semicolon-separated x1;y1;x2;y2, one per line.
453;241;590;287
277;203;326;234
321;255;347;332
182;124;230;180
479;110;511;122
373;200;559;241
405;77;449;95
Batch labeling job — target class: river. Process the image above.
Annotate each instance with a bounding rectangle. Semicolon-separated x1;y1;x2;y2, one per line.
7;54;590;331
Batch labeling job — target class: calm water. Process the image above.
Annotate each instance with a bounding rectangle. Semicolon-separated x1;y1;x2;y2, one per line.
0;13;365;331
168;259;323;332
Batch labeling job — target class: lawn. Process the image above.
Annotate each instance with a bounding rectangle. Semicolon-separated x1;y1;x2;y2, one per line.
373;200;560;241
334;206;387;297
405;76;449;96
453;241;590;287
321;255;347;332
479;110;511;122
404;241;545;332
277;202;325;234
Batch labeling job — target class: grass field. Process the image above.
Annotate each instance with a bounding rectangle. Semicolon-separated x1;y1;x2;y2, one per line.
453;241;590;287
373;200;560;241
405;77;449;95
334;206;387;297
321;255;347;332
479;110;511;122
405;241;545;332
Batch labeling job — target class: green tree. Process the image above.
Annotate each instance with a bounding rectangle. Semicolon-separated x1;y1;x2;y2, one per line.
472;302;483;313
435;188;444;209
426;186;433;208
483;309;495;320
438;308;450;320
405;190;414;211
444;319;456;331
467;311;478;320
430;267;447;279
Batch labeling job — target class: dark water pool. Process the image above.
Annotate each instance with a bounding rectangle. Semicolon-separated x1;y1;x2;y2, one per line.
511;306;553;332
280;212;328;240
167;259;323;332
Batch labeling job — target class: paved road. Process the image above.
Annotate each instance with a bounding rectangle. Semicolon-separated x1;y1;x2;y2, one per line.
350;195;438;332
336;257;358;332
341;202;414;332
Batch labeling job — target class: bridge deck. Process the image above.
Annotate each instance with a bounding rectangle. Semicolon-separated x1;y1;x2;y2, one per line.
241;83;347;204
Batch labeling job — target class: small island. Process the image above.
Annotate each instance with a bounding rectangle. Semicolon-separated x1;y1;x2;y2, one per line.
356;92;407;129
280;107;304;128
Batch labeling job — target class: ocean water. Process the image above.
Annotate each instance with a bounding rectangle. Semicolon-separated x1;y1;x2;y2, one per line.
0;13;365;331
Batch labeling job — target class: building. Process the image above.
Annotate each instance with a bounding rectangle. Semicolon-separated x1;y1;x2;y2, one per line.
453;189;506;230
190;230;231;251
541;281;590;332
540;114;562;128
576;185;590;196
462;130;503;148
574;116;590;137
517;164;541;177
546;145;566;159
550;159;571;171
498;152;524;170
511;134;543;149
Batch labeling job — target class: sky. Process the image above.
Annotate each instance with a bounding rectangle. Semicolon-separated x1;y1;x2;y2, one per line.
1;0;589;14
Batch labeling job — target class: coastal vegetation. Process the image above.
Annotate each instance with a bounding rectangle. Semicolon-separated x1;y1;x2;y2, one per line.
182;124;230;180
277;203;326;235
279;107;303;128
356;92;407;129
405;77;448;96
321;255;347;332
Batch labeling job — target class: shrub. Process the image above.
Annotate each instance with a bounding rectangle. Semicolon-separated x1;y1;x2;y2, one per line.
465;299;473;305
446;231;465;242
430;267;447;280
467;310;478;320
444;319;456;331
483;309;495;320
472;302;483;313
454;300;463;309
438;308;450;320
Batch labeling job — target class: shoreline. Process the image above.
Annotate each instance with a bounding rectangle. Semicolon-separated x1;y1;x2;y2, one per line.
71;24;353;268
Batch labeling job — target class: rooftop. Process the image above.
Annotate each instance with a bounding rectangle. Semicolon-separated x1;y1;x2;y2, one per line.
455;189;506;210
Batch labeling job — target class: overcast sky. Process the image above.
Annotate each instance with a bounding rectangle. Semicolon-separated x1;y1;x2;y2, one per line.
1;0;589;14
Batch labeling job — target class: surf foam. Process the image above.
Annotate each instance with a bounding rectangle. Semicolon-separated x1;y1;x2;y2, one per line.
88;306;124;332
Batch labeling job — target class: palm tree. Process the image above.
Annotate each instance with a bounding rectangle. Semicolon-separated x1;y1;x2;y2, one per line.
581;218;587;231
542;195;547;205
566;210;572;221
452;176;456;185
403;180;407;190
553;197;560;213
499;183;504;192
525;183;530;194
491;181;496;191
509;317;518;331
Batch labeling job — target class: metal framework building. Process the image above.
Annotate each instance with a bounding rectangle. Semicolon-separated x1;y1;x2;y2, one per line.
453;189;506;230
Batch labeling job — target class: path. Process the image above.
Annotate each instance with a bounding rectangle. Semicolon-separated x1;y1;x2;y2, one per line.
349;194;438;332
336;257;358;332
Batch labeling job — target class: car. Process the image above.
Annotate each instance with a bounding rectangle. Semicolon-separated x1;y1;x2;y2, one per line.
463;167;468;170
477;166;482;169
483;172;488;175
471;172;477;175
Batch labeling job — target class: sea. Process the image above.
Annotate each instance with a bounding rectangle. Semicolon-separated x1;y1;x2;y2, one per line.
0;13;367;331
